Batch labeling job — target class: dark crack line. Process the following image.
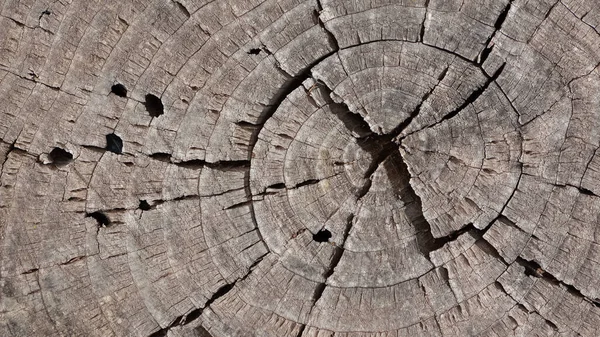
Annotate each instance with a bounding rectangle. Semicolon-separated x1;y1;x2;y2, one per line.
2;14;54;35
427;166;522;258
173;0;190;18
567;183;599;198
520;173;600;199
83;196;201;216
420;0;430;42
147;253;268;337
579;146;599;189
244;171;269;249
483;168;523;229
427;223;476;252
304;214;354;321
147;152;249;170
515;257;600;307
261;173;343;195
390;66;449;140
401;62;506;140
295;215;354;337
477;0;513;65
285;176;338;189
314;0;340;51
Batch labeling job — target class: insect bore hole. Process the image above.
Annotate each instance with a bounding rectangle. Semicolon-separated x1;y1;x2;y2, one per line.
48;147;73;165
145;94;164;117
247;48;261;55
111;83;127;97
313;229;332;243
106;133;123;154
86;212;110;227
139;200;152;211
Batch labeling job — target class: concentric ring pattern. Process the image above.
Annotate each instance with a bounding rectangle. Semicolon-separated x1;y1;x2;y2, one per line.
1;0;600;336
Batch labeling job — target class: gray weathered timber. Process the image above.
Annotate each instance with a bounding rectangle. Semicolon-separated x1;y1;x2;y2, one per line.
1;0;600;336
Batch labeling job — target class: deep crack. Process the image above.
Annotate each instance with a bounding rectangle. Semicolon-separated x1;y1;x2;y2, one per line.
478;0;513;64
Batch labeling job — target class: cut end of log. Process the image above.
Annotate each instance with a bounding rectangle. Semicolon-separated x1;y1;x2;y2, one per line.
1;0;600;336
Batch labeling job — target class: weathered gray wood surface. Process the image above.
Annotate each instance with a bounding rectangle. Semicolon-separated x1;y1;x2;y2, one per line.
1;0;600;336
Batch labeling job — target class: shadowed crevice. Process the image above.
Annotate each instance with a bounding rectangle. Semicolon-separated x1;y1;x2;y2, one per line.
420;0;430;42
314;0;340;50
147;152;249;170
478;0;513;64
431;63;506;126
173;1;190;18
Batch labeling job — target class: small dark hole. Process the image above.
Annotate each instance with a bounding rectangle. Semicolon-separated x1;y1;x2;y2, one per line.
145;94;164;117
247;48;261;55
313;229;332;243
111;83;127;97
105;133;123;154
86;212;110;227
139;200;151;211
49;147;73;165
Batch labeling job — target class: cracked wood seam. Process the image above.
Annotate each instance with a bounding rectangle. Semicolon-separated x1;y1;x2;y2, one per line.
1;0;600;336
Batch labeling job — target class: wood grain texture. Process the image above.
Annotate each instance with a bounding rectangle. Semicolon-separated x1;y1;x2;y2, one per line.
1;0;600;336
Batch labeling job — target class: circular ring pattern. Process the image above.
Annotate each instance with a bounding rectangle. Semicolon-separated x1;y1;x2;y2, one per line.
1;0;600;336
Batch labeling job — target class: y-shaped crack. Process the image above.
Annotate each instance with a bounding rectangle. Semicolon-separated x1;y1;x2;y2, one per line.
314;80;439;262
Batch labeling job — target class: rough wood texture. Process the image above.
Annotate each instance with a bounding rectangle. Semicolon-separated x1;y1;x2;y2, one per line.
1;0;600;336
